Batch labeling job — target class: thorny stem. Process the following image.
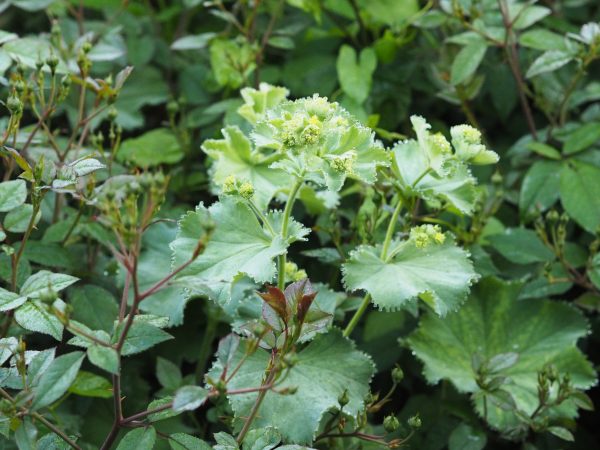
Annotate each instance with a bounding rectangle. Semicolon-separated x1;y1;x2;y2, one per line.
498;0;538;140
0;388;81;450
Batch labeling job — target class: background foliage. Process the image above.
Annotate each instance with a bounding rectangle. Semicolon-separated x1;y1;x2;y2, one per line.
1;0;600;449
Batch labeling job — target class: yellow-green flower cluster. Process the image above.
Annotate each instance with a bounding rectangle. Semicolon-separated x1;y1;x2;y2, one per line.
222;175;255;200
410;224;446;249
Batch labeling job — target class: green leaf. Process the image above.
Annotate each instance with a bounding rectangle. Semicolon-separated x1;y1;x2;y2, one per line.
114;320;173;356
71;285;118;333
0;287;25;312
202;126;288;210
357;0;419;26
214;432;239;450
448;423;487;450
450;39;487;86
116;427;156;450
243;427;281;450
172;386;209;412
520;161;561;218
563;122;600;155
590;253;600;290
560;160;600;233
171;32;216;50
343;233;477;316
519;29;568;51
3;204;40;233
512;5;551;29
0;179;27;212
15;417;37;450
31;351;85;410
527;141;561;160
210;329;373;444
168;433;212;450
87;345;119;374
117;128;183;167
67;370;112;398
210;39;256;89
547;426;574;441
14;300;64;340
336;45;377;103
20;270;78;298
526;50;573;78
408;277;596;430
174;199;287;287
157;357;182;390
487;228;554;264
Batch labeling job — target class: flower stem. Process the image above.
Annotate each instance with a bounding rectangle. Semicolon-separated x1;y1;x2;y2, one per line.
277;179;303;290
343;198;403;337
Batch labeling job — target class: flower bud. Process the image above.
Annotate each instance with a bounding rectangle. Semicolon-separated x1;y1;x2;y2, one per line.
391;367;404;384
383;415;400;433
82;41;92;54
46;55;59;74
338;389;349;407
6;96;22;115
407;414;422;429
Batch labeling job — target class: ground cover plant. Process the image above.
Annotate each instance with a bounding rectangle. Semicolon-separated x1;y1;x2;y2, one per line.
0;0;599;449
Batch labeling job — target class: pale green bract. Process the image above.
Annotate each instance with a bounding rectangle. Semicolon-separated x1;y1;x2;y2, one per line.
208;330;374;444
342;231;478;315
393;116;498;214
408;277;596;431
238;83;290;125
202;126;288;210
252;95;389;191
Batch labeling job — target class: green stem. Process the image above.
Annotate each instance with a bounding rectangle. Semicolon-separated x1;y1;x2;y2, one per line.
343;198;403;337
277;179;303;290
247;199;275;236
411;168;431;189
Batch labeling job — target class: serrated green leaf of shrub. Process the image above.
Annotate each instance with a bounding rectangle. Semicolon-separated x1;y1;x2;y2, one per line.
87;345;119;374
168;433;212;450
0;179;27;212
31;351;84;410
173;386;209;412
14;300;63;340
487;228;554;264
560;160;600;233
526;50;573;78
3;204;39;233
450;39;487;86
116;427;156;450
67;370;112;398
408;277;596;431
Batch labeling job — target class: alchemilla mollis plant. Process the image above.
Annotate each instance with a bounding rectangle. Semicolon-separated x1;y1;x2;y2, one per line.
0;1;599;449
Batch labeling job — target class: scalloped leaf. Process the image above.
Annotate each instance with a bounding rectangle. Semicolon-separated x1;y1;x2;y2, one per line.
208;329;374;444
173;199;289;290
342;235;477;316
408;277;596;431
